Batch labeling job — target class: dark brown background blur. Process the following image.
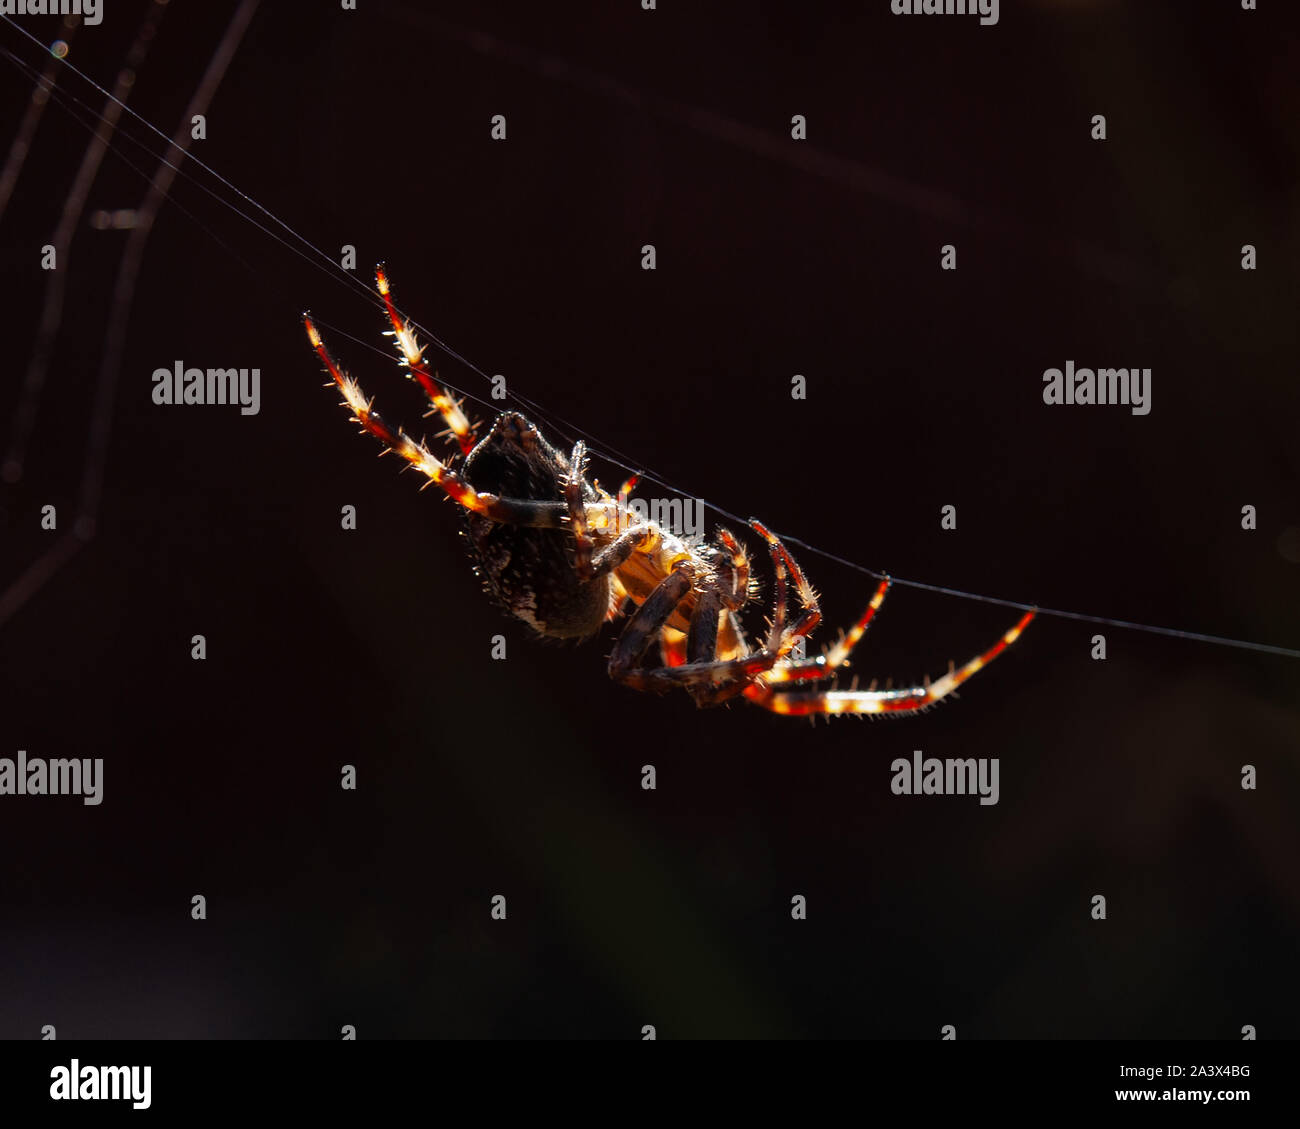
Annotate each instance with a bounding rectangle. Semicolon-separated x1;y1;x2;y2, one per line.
1;0;1297;1038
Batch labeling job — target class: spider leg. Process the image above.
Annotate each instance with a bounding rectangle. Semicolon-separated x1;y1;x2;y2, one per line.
715;528;751;611
611;521;821;707
605;571;632;624
374;267;477;454
620;641;784;705
564;441;597;577
765;533;789;648
767;576;893;685
687;588;722;663
677;586;764;706
744;609;1036;716
749;519;821;656
305;316;564;527
610;564;771;705
590;523;661;578
608;562;696;691
564;441;668;585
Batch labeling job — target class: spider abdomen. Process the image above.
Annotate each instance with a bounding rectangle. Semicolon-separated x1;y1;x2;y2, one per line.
460;412;611;640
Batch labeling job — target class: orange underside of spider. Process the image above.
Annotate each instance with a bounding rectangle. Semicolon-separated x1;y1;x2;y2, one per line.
303;269;1035;717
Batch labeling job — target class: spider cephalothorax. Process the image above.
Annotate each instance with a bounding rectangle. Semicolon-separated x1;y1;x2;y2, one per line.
304;268;1034;716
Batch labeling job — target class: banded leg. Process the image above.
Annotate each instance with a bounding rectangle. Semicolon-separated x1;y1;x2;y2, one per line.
565;440;599;578
590;522;660;580
617;473;640;516
687;588;722;664
749;520;821;657
306;316;565;527
374;266;477;454
627;520;817;701
605;572;633;625
766;576;893;685
611;524;822;706
621;641;791;704
744;609;1036;716
609;563;695;691
715;528;751;611
644;520;806;695
608;564;756;704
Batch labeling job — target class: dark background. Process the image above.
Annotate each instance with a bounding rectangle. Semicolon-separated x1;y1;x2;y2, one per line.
0;0;1297;1038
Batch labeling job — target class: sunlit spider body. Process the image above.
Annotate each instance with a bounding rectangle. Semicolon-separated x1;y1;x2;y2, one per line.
303;268;1034;717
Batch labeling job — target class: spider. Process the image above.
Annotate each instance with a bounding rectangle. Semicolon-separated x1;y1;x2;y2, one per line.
303;268;1035;717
